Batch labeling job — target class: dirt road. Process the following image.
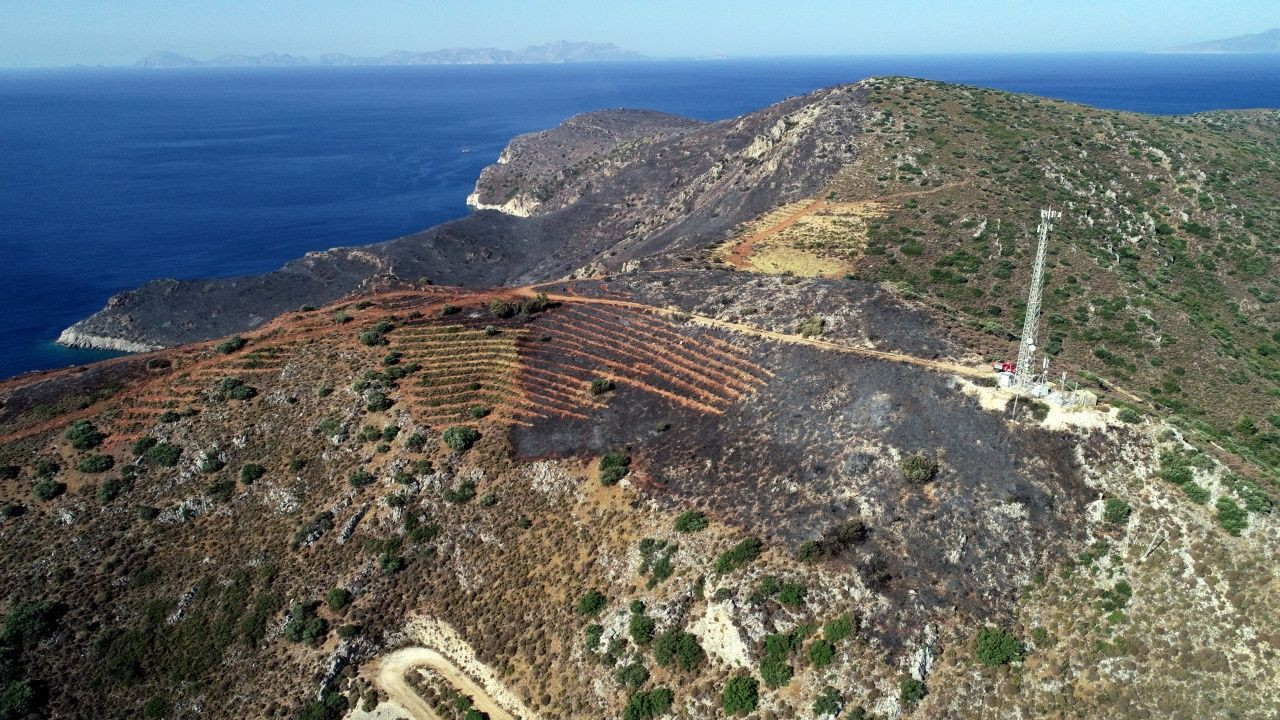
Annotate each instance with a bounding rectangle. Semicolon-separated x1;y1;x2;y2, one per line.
522;289;991;380
375;647;516;720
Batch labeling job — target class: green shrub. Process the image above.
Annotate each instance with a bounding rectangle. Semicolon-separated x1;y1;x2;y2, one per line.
440;304;459;316
975;627;1022;666
283;602;327;646
405;432;428;452
590;378;616;395
615;660;650;689
899;677;926;705
32;479;65;501
576;589;607;616
812;686;841;717
469;405;492;419
442;426;480;452
599;451;631;485
1182;482;1209;504
215;336;246;354
715;537;763;573
206;479;235;503
138;505;160;521
348;469;374;488
622;687;672;720
1222;474;1273;514
97;476;125;503
144;442;182;467
325;588;352;611
674;510;708;532
198;454;224;474
3;600;62;645
239;463;265;484
808;639;836;667
1103;497;1131;524
443;480;476;504
654;628;705;671
778;582;806;607
379;552;405;574
365;391;393;412
760;655;793;688
65;420;106;450
629;611;656;647
823;613;856;643
359;330;388;346
141;695;169;718
1117;407;1142;423
1098;580;1132;612
488;299;515;318
584;624;604;652
78;454;115;474
721;675;759;716
214;377;257;401
1216;497;1248;535
901;452;939;484
0;679;36;718
132;436;157;456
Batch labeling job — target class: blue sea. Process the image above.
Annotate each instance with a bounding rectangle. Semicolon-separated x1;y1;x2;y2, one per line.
2;53;1279;379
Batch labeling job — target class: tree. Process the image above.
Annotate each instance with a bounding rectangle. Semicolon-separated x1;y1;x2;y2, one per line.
628;611;656;647
654;628;705;671
721;675;759;716
32;479;65;501
443;426;480;452
622;687;672;720
0;680;36;719
283;603;327;646
812;685;841;716
899;677;926;705
808;639;835;667
144;442;182;467
77;454;115;474
975;627;1022;666
240;463;265;484
64;420;106;450
325;588;352;611
599;452;630;485
215;336;247;354
576;590;607;616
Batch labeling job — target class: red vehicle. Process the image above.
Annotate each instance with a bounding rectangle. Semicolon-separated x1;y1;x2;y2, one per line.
992;361;1016;373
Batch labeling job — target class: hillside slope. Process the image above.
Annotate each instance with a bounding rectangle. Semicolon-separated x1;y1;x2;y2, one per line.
3;78;1278;720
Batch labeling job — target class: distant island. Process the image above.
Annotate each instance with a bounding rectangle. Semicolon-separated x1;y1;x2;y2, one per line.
136;41;645;68
1157;28;1280;54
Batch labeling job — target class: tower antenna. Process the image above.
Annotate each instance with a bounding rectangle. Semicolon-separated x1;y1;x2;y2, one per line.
1014;209;1060;392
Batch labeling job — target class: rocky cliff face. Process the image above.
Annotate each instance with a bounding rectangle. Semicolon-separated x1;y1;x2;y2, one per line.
61;83;870;350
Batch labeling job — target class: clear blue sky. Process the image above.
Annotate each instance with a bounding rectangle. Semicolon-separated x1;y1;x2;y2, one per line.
3;0;1277;67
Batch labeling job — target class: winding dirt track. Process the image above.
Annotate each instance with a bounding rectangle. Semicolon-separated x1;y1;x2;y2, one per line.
375;647;515;720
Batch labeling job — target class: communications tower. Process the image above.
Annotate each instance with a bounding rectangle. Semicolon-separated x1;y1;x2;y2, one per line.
1013;209;1060;392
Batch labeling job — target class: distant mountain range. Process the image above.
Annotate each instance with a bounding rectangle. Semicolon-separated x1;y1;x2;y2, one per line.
1157;28;1280;54
136;41;645;68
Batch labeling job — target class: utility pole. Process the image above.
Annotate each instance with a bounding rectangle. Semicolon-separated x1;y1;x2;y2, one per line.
1014;209;1060;392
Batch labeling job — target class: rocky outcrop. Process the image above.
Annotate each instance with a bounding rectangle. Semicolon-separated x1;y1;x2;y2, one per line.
466;109;704;216
61;82;871;351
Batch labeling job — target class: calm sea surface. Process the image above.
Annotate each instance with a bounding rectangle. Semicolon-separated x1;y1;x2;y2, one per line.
2;54;1279;378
